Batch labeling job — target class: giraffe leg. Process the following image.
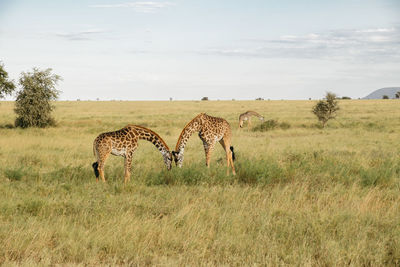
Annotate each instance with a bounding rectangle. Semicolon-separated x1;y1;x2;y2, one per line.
229;153;236;176
95;140;112;183
219;140;230;175
98;152;110;183
201;138;209;167
124;151;133;184
206;143;215;168
202;139;215;168
222;137;236;175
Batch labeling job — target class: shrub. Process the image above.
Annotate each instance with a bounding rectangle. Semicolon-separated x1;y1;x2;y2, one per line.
279;121;291;130
312;92;339;128
0;62;16;99
382;95;389;99
253;120;275;131
201;97;208;101
14;68;62;128
252;120;291;132
253;119;278;131
4;167;25;181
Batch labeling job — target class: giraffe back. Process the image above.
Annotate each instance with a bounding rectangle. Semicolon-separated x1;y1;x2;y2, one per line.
93;126;139;158
201;113;231;141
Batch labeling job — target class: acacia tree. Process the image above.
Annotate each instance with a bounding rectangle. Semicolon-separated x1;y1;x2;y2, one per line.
0;63;16;99
396;92;400;99
14;68;62;128
312;92;339;128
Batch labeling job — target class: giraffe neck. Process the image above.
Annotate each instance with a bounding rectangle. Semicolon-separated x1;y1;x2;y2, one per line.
175;114;203;155
246;111;262;118
134;126;170;155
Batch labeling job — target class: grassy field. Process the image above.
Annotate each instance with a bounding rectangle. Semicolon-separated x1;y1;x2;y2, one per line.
0;100;399;266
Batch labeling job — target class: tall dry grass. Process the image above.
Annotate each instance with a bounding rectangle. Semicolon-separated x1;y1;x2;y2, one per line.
0;100;399;265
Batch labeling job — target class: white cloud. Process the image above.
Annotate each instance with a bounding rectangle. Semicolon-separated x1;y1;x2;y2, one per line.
200;27;400;63
54;29;108;41
357;28;396;33
90;2;175;13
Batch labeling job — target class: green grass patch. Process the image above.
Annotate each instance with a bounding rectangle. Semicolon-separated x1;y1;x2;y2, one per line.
253;119;291;132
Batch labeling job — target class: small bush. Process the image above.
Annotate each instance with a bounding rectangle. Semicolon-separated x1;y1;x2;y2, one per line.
253;120;291;132
0;123;15;129
382;95;389;99
279;122;291;130
253;119;279;132
4;168;25;181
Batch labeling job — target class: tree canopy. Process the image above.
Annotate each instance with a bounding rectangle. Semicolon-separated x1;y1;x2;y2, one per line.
312;92;340;128
14;68;61;128
0;63;16;99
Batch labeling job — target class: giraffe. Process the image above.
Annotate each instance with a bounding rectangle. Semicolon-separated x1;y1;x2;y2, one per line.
172;113;236;175
239;110;264;128
92;125;172;183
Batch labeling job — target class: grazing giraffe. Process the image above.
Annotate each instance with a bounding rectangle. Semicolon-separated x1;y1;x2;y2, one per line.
172;113;236;175
239;110;264;128
92;125;172;183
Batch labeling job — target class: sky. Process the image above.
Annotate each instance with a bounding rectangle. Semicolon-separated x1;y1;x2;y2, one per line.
0;0;399;100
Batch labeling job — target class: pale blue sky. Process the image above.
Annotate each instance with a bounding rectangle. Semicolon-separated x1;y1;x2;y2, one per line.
1;0;399;100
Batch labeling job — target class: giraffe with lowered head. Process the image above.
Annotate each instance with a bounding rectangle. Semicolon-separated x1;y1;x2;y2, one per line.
172;113;236;175
239;110;264;128
92;125;172;183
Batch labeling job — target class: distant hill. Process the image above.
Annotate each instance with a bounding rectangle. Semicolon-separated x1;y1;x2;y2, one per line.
363;87;400;99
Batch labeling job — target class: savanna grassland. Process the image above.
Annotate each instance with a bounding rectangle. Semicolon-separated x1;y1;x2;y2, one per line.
0;100;399;266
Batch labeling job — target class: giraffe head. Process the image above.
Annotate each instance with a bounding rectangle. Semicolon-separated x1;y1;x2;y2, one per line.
162;150;173;170
171;150;184;168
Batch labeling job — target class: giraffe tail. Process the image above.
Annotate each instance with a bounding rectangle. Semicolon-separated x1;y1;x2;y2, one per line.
92;162;99;178
230;146;235;161
92;139;100;178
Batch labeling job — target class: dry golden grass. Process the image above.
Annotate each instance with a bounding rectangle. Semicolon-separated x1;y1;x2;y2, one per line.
0;100;399;265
